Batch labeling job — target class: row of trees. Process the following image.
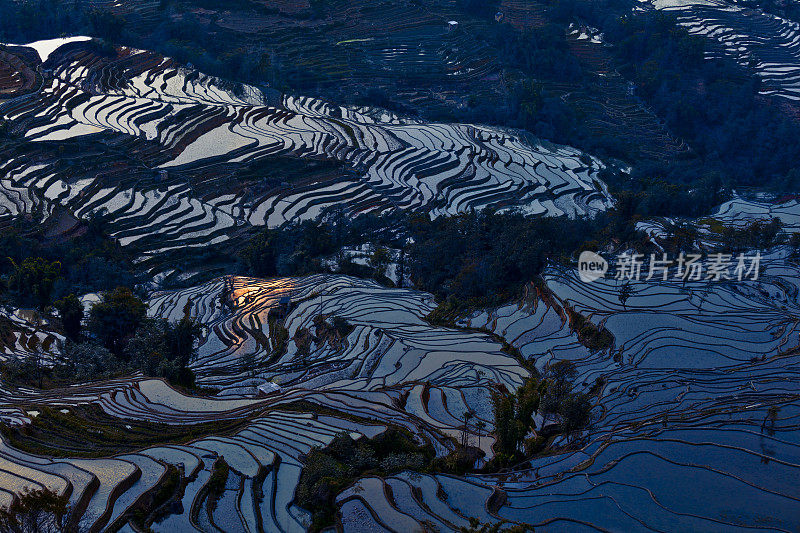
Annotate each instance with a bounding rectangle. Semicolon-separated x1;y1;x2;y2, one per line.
236;209;601;303
407;211;603;306
238;213;404;284
235;207;657;307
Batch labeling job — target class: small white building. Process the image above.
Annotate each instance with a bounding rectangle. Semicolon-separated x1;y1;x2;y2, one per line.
257;382;281;396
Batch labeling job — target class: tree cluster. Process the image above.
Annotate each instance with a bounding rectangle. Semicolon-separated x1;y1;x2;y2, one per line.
296;428;434;531
0;488;71;533
2;287;201;389
407;211;600;306
490;361;593;468
0;219;136;311
238;213;405;283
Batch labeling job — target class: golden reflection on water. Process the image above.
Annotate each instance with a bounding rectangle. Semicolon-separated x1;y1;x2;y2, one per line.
228;276;297;309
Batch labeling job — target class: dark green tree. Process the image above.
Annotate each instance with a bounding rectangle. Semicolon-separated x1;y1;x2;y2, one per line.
369;246;391;279
6;257;62;309
490;387;523;458
239;228;279;276
60;341;117;382
54;294;83;341
88;287;147;356
618;282;633;310
559;393;592;439
125;316;202;387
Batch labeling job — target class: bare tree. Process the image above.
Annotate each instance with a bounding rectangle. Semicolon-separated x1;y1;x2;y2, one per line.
461;411;474;448
475;420;487;450
618;281;633;310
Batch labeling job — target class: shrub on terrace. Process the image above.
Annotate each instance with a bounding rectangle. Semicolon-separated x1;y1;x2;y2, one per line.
489;361;593;467
58;256;136;300
662;220;700;255
206;457;230;515
239;228;280;277
58;341;118;383
485;24;584;83
565;305;614;350
88;8;126;39
460;518;534;533
720;218;784;251
53;293;83;342
603;171;725;220
130;465;181;529
0;488;71;533
368;246;391;279
5;257;62;310
790;233;800;256
296;429;434;531
559;392;593;436
125;316;203;388
88;287;147;357
335;256;374;279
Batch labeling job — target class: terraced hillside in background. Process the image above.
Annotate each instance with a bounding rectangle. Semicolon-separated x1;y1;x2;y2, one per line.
642;0;800;102
561;23;693;161
0;40;612;272
158;0;704;166
168;0;509;117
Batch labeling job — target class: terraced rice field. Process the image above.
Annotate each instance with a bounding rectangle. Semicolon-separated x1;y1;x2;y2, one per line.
1;31;799;533
0;308;63;364
0;40;612;265
0;392;388;531
0;46;38;98
148;275;526;453
638;195;800;248
641;0;800;102
0;254;797;530
0;274;532;529
342;254;800;530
